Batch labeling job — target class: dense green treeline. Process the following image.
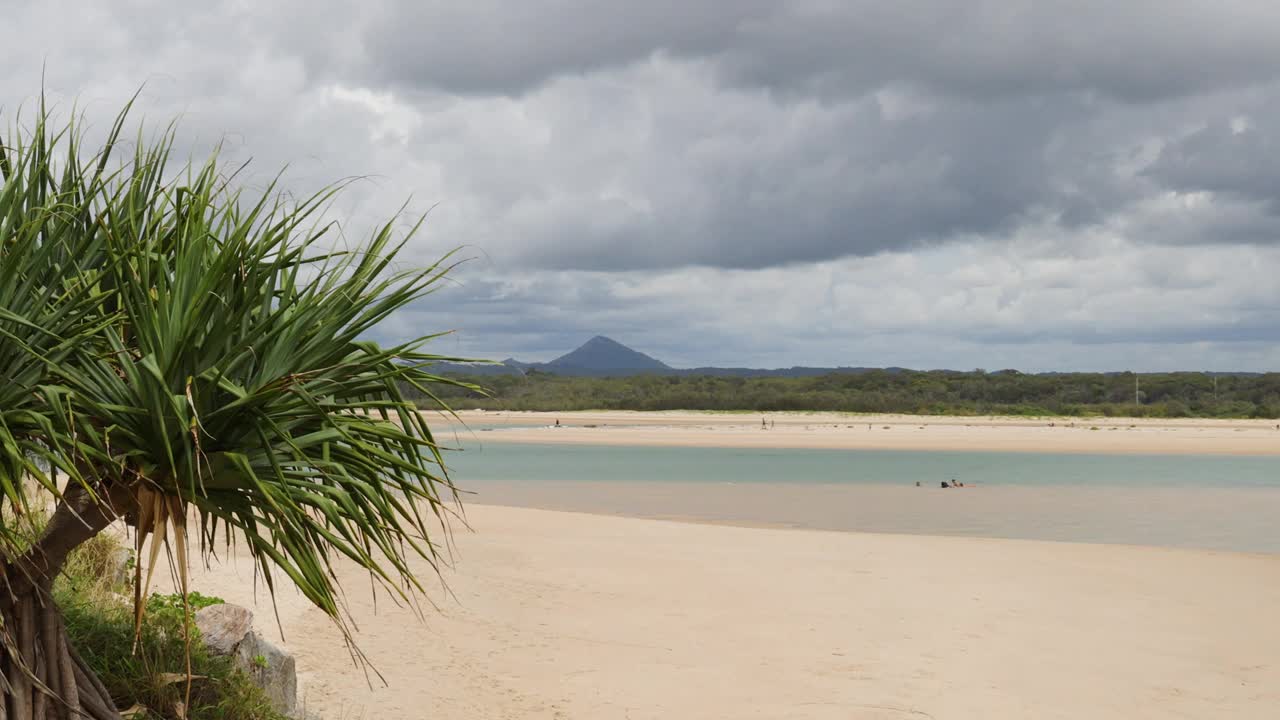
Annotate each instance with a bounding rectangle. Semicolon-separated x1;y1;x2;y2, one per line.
417;369;1280;418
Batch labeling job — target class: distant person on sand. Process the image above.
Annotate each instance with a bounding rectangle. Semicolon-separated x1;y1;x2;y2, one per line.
554;419;560;427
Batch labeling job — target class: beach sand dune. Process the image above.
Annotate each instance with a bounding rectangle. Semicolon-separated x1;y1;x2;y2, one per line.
174;505;1280;719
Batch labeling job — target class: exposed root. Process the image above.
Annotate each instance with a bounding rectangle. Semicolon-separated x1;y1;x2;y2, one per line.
1;583;121;720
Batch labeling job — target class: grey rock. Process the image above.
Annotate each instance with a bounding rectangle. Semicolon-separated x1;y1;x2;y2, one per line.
194;603;299;717
109;547;134;587
194;603;255;656
235;633;297;718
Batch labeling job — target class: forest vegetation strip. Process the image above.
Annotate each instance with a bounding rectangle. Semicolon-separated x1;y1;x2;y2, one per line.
416;368;1280;418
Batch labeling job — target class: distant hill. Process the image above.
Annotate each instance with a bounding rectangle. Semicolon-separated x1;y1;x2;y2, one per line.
429;337;910;377
547;335;669;372
428;338;1264;379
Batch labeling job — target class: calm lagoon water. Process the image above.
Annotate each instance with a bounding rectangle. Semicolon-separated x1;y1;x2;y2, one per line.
448;442;1280;488
449;443;1280;553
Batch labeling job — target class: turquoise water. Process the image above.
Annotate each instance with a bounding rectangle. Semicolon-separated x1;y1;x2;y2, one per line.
447;443;1280;553
448;442;1280;489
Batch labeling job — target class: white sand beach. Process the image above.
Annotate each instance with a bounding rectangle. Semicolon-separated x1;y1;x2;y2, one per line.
440;410;1280;455
177;504;1280;719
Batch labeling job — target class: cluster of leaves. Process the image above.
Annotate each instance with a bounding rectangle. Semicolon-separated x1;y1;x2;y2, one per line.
1;97;474;651
422;369;1280;418
146;592;226;615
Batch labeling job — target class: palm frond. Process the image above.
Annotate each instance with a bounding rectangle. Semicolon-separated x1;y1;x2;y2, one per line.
2;99;470;648
0;100;133;543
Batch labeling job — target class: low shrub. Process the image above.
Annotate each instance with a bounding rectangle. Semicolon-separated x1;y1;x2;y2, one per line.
56;536;287;720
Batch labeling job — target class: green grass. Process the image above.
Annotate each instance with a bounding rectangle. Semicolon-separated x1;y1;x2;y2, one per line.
55;534;289;720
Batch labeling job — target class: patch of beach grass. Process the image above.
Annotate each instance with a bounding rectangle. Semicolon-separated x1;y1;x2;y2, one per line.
53;531;288;720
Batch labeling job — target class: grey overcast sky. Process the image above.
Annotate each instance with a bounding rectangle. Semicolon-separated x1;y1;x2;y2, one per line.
5;0;1280;371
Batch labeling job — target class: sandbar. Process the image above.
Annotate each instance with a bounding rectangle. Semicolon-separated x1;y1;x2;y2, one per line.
437;410;1280;455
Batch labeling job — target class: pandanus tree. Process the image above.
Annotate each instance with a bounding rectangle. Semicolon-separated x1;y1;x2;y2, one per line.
0;102;467;718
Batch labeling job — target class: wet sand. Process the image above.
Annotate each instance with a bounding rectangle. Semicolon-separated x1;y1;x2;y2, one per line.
439;410;1280;455
465;480;1280;553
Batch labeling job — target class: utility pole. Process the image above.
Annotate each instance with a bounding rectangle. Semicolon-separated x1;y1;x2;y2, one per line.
1135;373;1140;406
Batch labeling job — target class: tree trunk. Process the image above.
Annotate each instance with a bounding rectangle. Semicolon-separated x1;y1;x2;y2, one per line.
1;586;117;719
1;482;133;719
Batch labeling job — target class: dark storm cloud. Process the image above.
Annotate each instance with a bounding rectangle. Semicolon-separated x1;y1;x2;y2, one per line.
713;1;1280;103
6;0;1280;369
357;1;1280;102
358;0;771;96
1145;122;1280;206
12;0;1275;274
328;0;1280;271
513;93;1098;271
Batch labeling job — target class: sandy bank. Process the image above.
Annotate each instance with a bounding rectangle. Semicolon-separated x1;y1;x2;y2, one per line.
437;410;1280;455
176;504;1280;719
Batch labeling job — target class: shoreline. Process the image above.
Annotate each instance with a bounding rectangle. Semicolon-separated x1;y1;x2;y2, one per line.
467;499;1280;557
434;409;1280;455
444;408;1279;428
459;480;1280;555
